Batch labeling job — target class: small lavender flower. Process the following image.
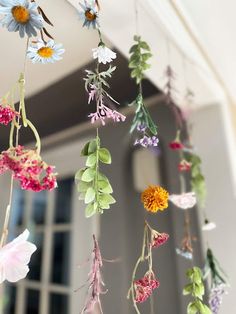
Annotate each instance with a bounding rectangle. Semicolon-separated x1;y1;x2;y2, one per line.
136;124;147;133
176;248;193;260
209;284;227;314
134;135;159;148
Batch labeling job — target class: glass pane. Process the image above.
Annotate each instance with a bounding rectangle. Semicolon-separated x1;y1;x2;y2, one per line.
4;285;16;314
54;178;73;223
51;232;70;285
25;289;40;314
32;190;47;224
10;188;25;226
50;293;68;314
27;233;43;281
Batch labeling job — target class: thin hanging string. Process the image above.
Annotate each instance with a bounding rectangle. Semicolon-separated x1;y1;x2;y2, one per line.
0;37;29;248
134;0;140;35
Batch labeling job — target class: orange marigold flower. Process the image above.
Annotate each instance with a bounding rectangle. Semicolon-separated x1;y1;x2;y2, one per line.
141;185;169;213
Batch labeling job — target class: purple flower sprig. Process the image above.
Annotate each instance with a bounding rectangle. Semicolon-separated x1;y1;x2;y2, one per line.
88;85;125;125
134;124;159;148
80;235;107;313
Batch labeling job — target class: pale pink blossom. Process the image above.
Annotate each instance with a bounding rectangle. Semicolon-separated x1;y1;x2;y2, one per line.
0;229;36;283
169;192;197;210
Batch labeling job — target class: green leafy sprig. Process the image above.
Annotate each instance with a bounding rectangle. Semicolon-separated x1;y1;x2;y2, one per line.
183;267;211;314
203;248;228;287
128;36;157;136
184;152;207;208
75;135;116;218
129;35;152;84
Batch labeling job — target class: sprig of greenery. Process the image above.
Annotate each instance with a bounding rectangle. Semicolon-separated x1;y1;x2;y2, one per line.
75;136;116;218
184;152;207;208
129;35;152;85
84;66;116;92
129;93;157;135
203;248;228;287
183;267;211;314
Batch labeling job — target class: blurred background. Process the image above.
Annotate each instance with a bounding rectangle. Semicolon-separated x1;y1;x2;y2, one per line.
0;0;236;313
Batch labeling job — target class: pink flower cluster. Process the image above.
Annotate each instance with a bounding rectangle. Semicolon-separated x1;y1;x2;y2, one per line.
152;232;169;248
178;159;191;171
169;140;184;150
88;104;126;125
134;272;160;303
88;84;126;125
0;145;57;192
0;105;18;125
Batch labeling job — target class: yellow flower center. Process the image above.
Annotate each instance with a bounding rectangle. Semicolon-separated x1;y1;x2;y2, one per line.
37;47;54;58
85;10;96;21
12;6;30;24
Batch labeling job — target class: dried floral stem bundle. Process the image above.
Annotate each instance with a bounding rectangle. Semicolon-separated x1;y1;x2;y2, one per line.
80;235;107;314
127;221;169;314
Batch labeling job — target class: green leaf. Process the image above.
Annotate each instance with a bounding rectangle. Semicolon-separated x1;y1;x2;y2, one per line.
88;139;98;154
77;181;92;192
74;168;86;181
81;168;96;182
98;172;109;182
183;283;193;296
85;187;96;204
98;180;113;194
187;302;198;314
99;148;111;164
85;203;96;218
86;153;97;167
81;142;90;156
193;283;204;300
140;41;150;51
99;194;116;209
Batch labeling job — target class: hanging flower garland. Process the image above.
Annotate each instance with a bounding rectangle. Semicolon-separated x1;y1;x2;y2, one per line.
0;0;63;284
128;36;158;147
78;234;107;313
75;0;125;216
127;221;169;314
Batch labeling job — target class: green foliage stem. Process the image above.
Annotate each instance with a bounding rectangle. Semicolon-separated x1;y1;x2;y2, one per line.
75;136;116;218
183;267;211;314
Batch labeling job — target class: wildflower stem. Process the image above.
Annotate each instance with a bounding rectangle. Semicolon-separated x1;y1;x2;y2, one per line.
18;73;28;127
0;174;14;248
26;119;41;154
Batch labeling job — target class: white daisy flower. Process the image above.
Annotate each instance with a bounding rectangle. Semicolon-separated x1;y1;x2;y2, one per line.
92;45;116;64
202;221;216;231
79;0;99;29
0;229;36;283
169;192;197;210
27;40;65;64
0;0;43;38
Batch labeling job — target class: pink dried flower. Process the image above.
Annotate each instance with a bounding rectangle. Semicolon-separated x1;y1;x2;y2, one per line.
178;159;191;171
0;105;18;125
151;232;169;248
169;141;184;150
0;145;57;192
81;235;107;313
88;85;126;125
134;272;159;303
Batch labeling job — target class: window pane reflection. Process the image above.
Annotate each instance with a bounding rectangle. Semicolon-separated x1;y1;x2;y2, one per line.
25;289;40;314
11;188;25;226
50;293;68;314
28;233;43;281
51;232;70;285
54;178;73;223
32;191;47;224
4;285;16;314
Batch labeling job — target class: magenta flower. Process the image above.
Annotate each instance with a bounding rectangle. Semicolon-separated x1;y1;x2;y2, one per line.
151;232;169;248
0;229;36;283
0;145;57;192
0;105;18;125
134;272;159;303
